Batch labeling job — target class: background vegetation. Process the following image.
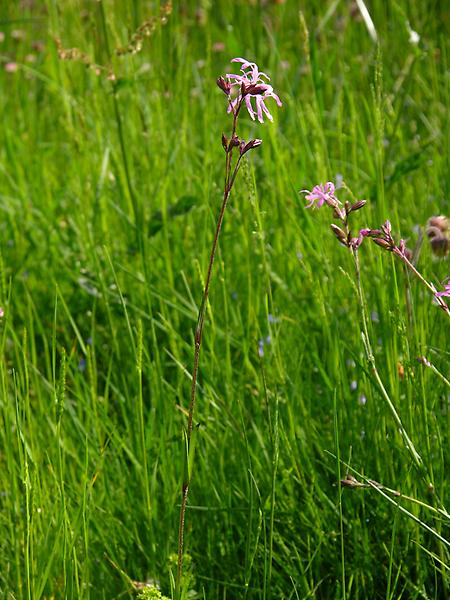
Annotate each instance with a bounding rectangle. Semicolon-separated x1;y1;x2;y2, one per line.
0;0;448;598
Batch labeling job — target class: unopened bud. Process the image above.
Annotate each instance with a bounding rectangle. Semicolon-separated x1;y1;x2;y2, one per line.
393;240;411;260
229;134;240;149
372;237;392;250
332;206;346;222
349;200;367;212
330;224;347;245
351;229;370;250
244;83;267;95
221;133;228;151
368;228;381;237
398;239;406;256
381;220;392;236
216;76;231;95
240;138;263;155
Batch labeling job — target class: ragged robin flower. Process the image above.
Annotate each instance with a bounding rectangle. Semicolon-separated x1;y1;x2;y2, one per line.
301;181;341;210
222;57;282;122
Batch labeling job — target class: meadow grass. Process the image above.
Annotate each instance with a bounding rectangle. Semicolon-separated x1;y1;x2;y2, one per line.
0;1;449;598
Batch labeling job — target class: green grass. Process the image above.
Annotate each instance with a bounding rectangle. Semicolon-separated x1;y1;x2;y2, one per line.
0;1;449;598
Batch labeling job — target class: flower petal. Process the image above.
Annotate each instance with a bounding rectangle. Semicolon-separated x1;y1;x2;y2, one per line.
244;95;256;120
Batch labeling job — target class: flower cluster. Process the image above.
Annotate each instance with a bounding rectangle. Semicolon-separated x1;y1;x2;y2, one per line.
217;57;282;123
221;133;262;156
301;181;367;249
302;182;341;212
301;181;450;313
362;220;412;260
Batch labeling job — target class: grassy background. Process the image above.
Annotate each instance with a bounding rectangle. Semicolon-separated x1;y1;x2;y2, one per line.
0;0;449;598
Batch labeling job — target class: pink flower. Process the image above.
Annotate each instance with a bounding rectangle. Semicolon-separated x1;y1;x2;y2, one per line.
351;228;372;250
301;182;340;209
225;57;282;122
435;278;450;298
4;62;18;73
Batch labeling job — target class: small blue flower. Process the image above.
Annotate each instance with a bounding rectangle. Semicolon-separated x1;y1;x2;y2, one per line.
258;335;272;357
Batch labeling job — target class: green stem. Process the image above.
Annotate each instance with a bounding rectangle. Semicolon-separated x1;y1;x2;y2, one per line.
176;107;242;594
352;250;423;468
395;251;450;316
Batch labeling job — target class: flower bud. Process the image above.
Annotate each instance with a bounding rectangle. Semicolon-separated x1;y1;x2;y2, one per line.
216;76;231;95
244;83;267;95
332;206;346;222
330;224;347;245
394;239;413;261
229;134;240;149
368;228;381;237
221;133;228;151
240;138;263;155
381;220;392;236
372;237;392;250
349;200;367;212
398;239;407;256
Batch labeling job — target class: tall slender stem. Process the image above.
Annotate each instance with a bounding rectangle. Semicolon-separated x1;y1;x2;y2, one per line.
176;109;242;594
